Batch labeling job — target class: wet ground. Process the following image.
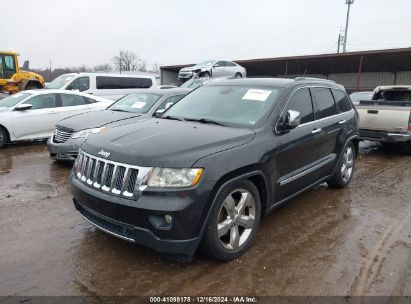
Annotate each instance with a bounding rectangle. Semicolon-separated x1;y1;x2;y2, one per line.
0;141;410;296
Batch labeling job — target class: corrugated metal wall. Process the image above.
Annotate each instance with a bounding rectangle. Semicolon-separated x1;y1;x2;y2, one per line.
329;72;396;90
160;70;179;85
396;71;411;85
277;74;327;79
160;69;411;91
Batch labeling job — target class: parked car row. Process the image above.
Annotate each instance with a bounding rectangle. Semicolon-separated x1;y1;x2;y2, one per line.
48;88;190;160
2;72;409;262
0;90;112;148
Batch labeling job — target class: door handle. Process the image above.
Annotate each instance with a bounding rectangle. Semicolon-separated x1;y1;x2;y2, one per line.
368;110;378;114
338;119;347;125
49;111;58;114
311;128;322;134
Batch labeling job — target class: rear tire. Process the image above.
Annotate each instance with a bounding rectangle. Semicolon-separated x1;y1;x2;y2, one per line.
0;126;9;148
328;142;355;188
200;179;261;261
235;72;242;78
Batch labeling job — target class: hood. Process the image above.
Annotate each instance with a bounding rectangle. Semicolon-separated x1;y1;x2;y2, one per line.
82;118;255;167
180;64;209;72
57;110;142;131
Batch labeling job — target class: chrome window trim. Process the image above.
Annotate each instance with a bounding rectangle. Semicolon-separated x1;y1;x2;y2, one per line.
275;85;354;132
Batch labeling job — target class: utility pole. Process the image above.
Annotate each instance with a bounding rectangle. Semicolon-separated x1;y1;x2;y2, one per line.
49;60;52;80
343;0;354;53
337;33;341;53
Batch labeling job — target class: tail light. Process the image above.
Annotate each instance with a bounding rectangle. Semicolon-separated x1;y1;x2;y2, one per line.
408;112;411;131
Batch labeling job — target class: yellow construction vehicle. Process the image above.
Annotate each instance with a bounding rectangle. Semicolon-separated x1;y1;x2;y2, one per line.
0;50;45;94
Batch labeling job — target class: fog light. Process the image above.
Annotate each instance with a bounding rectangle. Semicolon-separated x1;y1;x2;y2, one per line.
164;215;173;224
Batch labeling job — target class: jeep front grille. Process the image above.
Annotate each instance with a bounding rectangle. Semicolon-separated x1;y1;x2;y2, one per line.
75;150;152;198
54;126;74;143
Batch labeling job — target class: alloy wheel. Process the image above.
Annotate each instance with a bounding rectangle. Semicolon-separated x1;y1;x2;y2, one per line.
341;146;354;183
217;189;256;250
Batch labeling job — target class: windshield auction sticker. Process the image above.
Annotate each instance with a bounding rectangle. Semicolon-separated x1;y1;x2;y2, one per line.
242;89;272;101
131;101;146;109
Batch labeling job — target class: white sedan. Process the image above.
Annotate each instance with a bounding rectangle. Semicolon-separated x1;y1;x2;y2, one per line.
0;90;113;148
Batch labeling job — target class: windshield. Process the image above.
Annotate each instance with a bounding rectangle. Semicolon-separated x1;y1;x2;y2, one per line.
47;74;75;89
196;60;214;67
180;77;209;89
0;92;32;108
164;85;281;127
108;93;161;113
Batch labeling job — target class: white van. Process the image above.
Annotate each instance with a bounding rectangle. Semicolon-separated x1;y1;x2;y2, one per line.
61;73;156;101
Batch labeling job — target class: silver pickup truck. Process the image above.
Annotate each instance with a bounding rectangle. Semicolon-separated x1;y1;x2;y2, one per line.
356;85;411;147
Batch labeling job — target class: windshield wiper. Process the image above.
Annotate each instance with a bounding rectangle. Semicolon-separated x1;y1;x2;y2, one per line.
161;115;185;121
110;109;130;112
184;118;226;126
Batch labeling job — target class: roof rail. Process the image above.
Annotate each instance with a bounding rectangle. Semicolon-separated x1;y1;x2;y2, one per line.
294;77;335;83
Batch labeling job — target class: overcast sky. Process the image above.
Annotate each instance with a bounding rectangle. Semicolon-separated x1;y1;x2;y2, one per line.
1;0;411;69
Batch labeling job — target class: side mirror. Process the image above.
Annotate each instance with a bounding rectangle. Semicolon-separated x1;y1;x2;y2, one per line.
154;109;166;117
154;102;175;116
14;104;32;111
284;110;301;129
164;102;174;110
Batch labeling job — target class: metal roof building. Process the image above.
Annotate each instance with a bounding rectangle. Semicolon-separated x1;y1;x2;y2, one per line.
160;47;411;92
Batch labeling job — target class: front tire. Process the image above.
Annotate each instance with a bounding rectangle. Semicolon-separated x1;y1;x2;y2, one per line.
0;127;8;148
328;142;355;188
201;179;261;261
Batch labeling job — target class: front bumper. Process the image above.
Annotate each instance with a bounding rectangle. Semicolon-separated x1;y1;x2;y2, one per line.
47;136;85;160
359;129;411;143
70;172;214;256
178;75;193;81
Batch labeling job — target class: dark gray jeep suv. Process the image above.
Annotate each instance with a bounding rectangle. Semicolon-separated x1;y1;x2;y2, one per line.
70;78;359;262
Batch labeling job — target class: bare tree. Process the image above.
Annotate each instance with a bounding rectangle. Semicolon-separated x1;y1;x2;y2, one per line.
113;50;147;72
149;63;161;74
93;63;112;72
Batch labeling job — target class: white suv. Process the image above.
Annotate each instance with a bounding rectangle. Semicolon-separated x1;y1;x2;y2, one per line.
61;73;157;101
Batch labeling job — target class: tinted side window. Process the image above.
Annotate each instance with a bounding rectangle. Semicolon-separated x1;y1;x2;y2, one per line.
311;88;337;119
85;97;96;104
25;94;57;109
66;78;78;90
332;89;352;113
285;88;314;124
96;76;152;89
156;94;185;114
60;94;87;107
215;61;225;67
78;77;90;92
225;61;236;67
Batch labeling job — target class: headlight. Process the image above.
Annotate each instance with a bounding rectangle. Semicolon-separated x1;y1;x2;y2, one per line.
72;127;106;139
144;168;203;188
